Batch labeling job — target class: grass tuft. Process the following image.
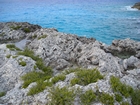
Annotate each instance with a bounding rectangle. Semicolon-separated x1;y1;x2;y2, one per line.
6;44;21;51
99;92;114;105
110;76;134;98
70;68;103;86
0;92;6;97
80;89;96;105
48;86;75;105
51;74;66;84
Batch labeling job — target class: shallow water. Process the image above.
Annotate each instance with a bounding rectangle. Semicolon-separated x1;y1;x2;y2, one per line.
0;0;140;44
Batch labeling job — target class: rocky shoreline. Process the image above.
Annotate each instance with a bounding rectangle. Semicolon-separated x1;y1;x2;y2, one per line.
131;2;140;10
0;22;140;105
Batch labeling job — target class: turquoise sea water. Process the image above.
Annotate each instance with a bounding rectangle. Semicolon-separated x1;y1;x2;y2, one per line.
0;0;140;44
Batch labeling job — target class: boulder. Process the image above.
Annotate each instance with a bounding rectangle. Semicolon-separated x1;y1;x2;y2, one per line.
132;2;140;10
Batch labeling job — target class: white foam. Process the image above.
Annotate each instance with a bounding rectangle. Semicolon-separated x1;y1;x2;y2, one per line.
124;6;138;11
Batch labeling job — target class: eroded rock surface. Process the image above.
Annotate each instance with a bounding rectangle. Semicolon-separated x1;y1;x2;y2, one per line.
0;22;140;105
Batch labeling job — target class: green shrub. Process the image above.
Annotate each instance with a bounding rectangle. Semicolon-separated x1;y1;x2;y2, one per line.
23;28;30;33
120;102;130;105
6;44;21;51
38;35;47;40
27;80;52;96
110;76;133;98
51;74;66;84
0;32;5;36
70;68;103;86
115;93;123;102
18;48;52;75
48;86;75;105
6;54;11;58
10;26;21;30
0;92;6;97
131;89;140;105
80;89;96;105
63;68;82;75
12;55;18;58
19;61;26;66
99;92;114;105
21;71;51;88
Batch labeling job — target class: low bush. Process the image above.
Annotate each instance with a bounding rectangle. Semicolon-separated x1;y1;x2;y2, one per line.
6;44;21;51
80;89;96;105
19;60;26;66
0;92;6;97
10;26;21;30
70;68;103;86
110;76;133;98
21;71;51;88
48;86;75;105
131;89;140;105
115;93;123;102
18;48;52;75
38;35;47;40
120;102;130;105
23;28;30;33
27;80;52;96
51;74;66;84
99;92;114;105
6;54;11;58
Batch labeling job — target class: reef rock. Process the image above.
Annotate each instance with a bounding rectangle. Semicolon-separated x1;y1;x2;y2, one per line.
132;2;140;10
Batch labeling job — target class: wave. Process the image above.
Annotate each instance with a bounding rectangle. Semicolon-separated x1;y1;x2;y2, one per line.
124;6;138;11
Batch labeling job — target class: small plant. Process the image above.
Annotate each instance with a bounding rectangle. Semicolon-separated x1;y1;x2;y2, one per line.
38;35;47;40
6;44;21;51
6;54;11;58
12;55;18;58
21;71;51;88
70;68;103;86
18;48;52;75
23;28;30;33
80;89;96;105
51;74;66;84
120;102;130;105
0;32;5;36
19;61;26;66
0;92;6;97
10;26;21;30
48;86;75;105
115;93;123;102
131;89;140;105
110;76;134;98
99;92;114;105
27;80;52;96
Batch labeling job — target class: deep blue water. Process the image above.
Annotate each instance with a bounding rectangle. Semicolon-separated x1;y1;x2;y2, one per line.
0;0;140;44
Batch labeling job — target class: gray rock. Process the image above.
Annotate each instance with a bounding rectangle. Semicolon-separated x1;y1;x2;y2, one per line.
132;2;140;10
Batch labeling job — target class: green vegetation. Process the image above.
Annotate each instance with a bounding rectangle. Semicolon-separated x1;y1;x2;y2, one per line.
19;61;26;66
99;92;114;105
0;32;5;36
80;89;96;105
0;92;6;97
23;28;30;33
51;74;66;84
6;44;21;51
120;102;130;105
27;80;52;96
38;35;47;40
18;48;52;75
110;76;133;98
115;93;123;102
21;71;51;88
10;26;21;30
6;54;11;58
12;55;18;58
131;89;140;105
48;86;75;105
70;68;103;86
